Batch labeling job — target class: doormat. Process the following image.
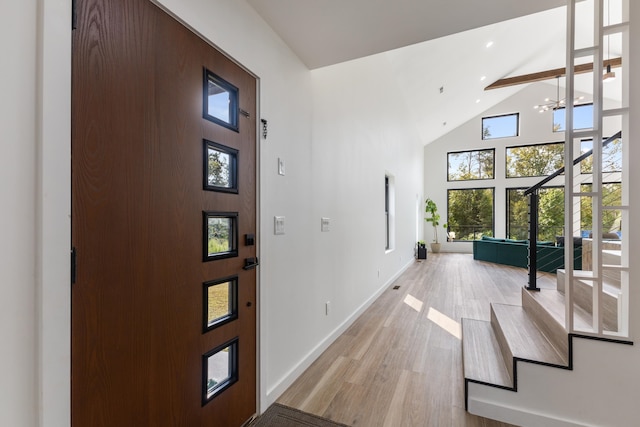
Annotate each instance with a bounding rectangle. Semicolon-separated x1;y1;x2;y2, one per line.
250;403;349;427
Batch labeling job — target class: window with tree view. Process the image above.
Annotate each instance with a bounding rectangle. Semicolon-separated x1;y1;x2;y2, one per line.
447;188;494;241
507;187;565;241
580;183;622;236
506;183;621;242
447;149;494;181
580;137;622;174
506;142;564;178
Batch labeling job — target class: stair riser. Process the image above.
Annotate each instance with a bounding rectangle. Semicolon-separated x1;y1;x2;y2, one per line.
461;318;513;388
571;281;618;330
557;272;619;330
521;289;568;356
490;307;515;380
557;270;566;293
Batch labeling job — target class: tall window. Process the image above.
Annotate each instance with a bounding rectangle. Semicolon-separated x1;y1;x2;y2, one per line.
385;174;395;250
482;113;519;140
447;149;494;181
385;176;390;250
506;142;564;178
447;188;494;241
506;187;565;241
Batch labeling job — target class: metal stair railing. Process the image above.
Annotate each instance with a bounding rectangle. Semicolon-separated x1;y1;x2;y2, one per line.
523;131;621;291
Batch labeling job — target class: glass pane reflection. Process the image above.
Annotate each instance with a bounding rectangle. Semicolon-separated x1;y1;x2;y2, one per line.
204;70;238;131
203;338;238;404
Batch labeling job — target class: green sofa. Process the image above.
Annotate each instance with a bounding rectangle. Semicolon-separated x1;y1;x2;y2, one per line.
472;236;582;273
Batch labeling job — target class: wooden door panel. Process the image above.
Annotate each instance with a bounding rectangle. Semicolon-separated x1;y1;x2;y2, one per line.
72;0;257;425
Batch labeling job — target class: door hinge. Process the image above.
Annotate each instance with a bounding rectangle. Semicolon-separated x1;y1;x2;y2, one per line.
71;247;77;285
72;0;78;30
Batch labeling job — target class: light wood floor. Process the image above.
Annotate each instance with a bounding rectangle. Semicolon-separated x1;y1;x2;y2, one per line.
277;253;556;426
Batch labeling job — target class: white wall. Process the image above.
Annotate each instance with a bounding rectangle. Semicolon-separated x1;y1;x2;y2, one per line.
1;1;38;426
256;40;425;405
424;82;621;253
468;337;640;426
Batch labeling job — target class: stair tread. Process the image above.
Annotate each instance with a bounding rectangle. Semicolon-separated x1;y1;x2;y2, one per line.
461;318;512;388
492;303;568;366
527;288;593;331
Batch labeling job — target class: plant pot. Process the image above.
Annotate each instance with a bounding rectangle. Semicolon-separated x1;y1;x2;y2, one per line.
417;246;427;259
430;243;441;253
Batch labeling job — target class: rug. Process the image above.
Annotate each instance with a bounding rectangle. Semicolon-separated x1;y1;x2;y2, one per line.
250;403;349;427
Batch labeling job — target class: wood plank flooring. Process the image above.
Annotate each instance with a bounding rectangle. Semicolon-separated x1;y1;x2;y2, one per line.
277;253;556;426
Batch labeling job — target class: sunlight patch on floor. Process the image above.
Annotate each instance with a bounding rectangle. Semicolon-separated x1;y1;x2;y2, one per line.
427;307;462;340
403;294;423;312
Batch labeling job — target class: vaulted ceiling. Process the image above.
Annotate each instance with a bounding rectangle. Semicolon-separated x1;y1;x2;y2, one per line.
246;0;622;144
245;0;569;69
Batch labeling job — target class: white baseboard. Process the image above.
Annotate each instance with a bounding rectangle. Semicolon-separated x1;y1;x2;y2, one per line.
262;258;415;411
468;396;591;427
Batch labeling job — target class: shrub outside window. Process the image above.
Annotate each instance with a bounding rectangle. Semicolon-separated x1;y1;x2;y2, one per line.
506;187;565;241
580;182;622;235
506;142;564;178
447;188;494;241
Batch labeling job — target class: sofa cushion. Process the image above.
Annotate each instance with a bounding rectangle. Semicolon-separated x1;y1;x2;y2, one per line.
481;236;505;242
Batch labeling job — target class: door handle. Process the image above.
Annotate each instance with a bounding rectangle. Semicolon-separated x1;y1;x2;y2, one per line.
243;257;259;270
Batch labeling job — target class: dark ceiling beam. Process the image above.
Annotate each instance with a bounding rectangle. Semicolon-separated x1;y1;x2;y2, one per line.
485;57;622;90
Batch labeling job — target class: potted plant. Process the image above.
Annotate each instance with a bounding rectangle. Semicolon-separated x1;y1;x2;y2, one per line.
417;240;427;259
424;198;443;253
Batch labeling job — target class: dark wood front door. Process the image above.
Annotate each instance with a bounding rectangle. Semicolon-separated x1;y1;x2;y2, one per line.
71;0;257;425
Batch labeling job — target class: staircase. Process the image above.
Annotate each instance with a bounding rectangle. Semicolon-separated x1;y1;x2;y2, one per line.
462;248;632;424
461;0;634;423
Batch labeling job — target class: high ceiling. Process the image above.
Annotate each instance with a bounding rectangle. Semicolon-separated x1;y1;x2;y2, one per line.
245;0;568;69
245;0;622;144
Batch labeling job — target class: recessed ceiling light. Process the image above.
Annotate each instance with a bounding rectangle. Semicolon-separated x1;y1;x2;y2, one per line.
480;76;486;81
486;41;494;48
476;99;481;103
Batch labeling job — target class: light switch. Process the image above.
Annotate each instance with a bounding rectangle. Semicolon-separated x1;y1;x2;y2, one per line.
274;216;285;235
321;217;330;232
278;157;285;176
